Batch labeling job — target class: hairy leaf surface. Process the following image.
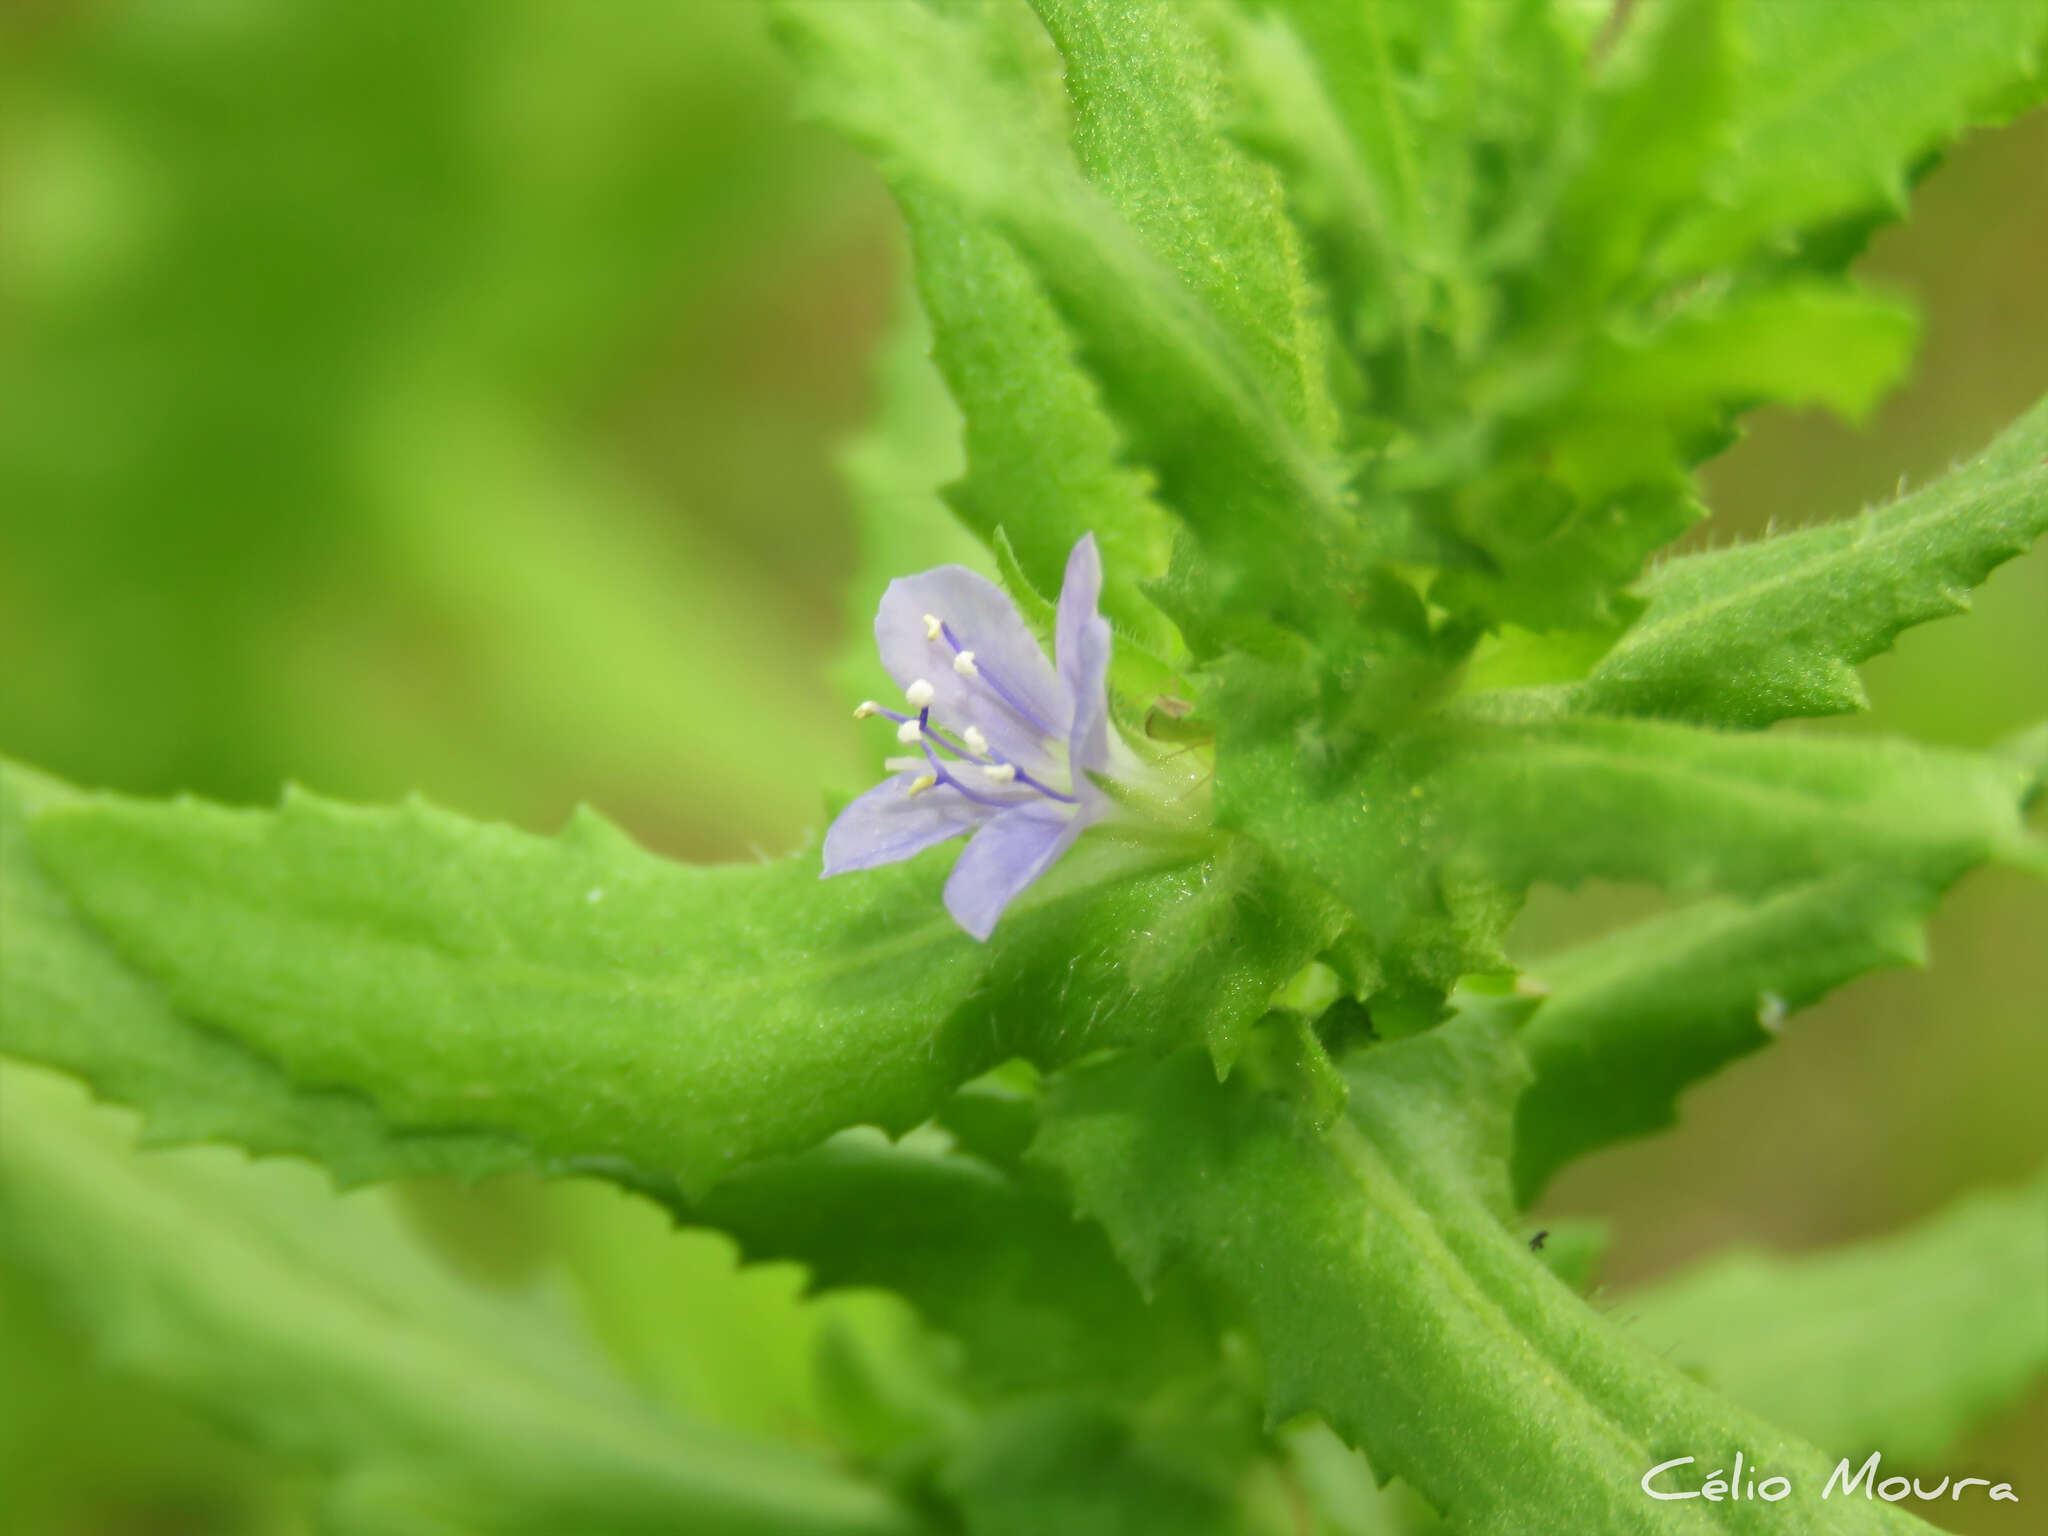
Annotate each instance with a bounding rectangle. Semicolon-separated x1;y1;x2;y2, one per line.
1221;710;2037;1004
1035;1021;1938;1535
12;762;1336;1198
1579;396;2048;726
0;763;527;1185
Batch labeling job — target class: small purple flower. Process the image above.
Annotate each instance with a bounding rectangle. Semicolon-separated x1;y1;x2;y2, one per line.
823;533;1134;940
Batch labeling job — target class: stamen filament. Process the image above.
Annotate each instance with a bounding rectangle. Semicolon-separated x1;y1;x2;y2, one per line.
1008;764;1079;805
918;741;1018;809
937;620;1061;738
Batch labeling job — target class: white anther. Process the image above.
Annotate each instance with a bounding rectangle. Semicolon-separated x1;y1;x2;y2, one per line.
982;762;1018;784
922;613;943;641
896;718;923;745
905;678;936;708
884;756;925;772
853;700;881;720
962;726;989;755
952;650;979;678
906;772;938;797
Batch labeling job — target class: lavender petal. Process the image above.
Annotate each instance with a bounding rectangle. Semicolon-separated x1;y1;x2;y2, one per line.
821;772;986;877
1054;533;1115;782
942;801;1084;942
877;565;1070;765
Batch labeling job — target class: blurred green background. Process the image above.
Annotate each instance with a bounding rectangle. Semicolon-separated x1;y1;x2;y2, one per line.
1;3;2041;1532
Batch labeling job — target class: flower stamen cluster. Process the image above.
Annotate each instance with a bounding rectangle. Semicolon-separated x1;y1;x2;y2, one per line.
822;533;1139;939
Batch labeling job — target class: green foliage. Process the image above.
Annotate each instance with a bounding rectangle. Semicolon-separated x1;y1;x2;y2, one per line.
1578;397;2048;725
694;1124;1215;1398
7;0;2048;1530
1508;873;1936;1204
1035;1019;1938;1535
7;765;1335;1200
777;0;1364;645
1654;2;2048;276
0;762;528;1187
1624;1170;2048;1465
1217;706;2039;1009
0;1066;913;1536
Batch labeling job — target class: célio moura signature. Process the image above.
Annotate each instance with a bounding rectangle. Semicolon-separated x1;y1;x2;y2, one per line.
1643;1452;2018;1505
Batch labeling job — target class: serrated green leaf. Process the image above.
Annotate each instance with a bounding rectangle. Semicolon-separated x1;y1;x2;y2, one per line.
0;762;527;1186
1035;1020;1940;1535
1560;281;1919;432
9;761;1337;1199
1656;0;2048;276
1026;0;1340;450
1624;1170;2048;1466
1435;282;1919;630
0;1066;913;1536
1220;709;2036;1007
775;0;1363;643
1507;872;1936;1205
1216;8;1410;374
1577;396;2048;726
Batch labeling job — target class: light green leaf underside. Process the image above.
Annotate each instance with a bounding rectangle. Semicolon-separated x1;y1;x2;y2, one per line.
1035;1020;1938;1535
1578;395;2048;726
8;760;1334;1200
1657;0;2048;276
1624;1169;2048;1466
1507;872;1938;1205
0;1065;912;1536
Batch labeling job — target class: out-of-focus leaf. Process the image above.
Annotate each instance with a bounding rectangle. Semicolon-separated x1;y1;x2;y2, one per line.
0;1066;914;1536
940;1396;1265;1536
1577;396;2048;726
775;0;1362;644
1507;873;1937;1205
1035;1019;1940;1535
1256;0;1581;361
1656;1;2048;276
1542;0;1734;309
1624;1170;2048;1465
8;760;1339;1198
